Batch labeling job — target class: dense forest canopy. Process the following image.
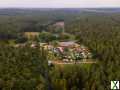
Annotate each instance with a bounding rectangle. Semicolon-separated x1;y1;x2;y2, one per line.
0;8;120;90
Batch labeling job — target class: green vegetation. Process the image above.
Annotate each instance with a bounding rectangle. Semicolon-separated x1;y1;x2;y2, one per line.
0;44;50;90
0;8;119;90
38;32;57;42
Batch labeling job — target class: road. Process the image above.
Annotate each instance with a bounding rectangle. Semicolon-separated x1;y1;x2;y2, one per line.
51;60;97;65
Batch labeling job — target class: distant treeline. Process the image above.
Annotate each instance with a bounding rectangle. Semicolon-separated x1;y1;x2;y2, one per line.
0;9;120;40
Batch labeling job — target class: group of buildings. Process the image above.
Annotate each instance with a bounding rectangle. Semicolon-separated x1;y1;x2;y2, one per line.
39;41;92;62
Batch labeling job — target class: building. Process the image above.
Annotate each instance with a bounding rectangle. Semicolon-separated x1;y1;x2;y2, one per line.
58;41;80;48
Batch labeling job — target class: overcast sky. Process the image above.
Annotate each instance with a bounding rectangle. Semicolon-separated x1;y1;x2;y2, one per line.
0;0;120;8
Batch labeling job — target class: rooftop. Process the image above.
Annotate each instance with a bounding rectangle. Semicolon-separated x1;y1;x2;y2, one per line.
58;41;78;47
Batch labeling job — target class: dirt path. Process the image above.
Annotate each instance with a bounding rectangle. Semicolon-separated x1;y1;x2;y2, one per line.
52;60;97;65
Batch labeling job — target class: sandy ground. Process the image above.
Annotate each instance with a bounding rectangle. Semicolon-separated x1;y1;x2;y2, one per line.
51;60;97;65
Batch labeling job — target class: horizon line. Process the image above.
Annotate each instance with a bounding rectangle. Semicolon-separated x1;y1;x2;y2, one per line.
0;6;120;9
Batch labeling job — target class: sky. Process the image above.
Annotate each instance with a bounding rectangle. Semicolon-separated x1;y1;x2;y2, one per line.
0;0;120;8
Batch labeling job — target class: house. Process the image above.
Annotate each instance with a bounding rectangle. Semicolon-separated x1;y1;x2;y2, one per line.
57;47;64;53
31;43;36;48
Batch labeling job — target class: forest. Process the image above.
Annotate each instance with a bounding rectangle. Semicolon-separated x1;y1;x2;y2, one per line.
0;8;120;90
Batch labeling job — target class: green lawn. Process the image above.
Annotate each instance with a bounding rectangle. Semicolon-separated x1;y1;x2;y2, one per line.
54;62;96;72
